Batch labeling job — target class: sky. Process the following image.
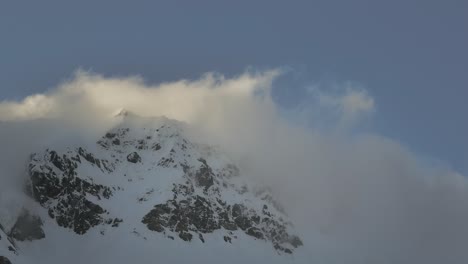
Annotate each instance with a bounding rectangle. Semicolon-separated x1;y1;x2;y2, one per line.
2;2;468;262
0;0;467;175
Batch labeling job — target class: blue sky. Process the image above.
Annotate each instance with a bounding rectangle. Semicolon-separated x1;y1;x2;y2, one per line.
1;0;467;173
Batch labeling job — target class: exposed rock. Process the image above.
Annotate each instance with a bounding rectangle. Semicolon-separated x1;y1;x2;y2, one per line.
105;132;116;139
9;209;45;241
0;256;12;264
136;139;146;150
194;158;214;190
28;150;114;234
111;218;123;227
142;204;169;232
289;236;303;248
232;204;244;218
198;233;205;243
142;194;301;253
78;147;98;165
54;193;106;234
152;143;161;151
247;227;264;239
179;232;193;241
234;216;251;230
127;152;141;163
1;223;17;255
112;138;121;145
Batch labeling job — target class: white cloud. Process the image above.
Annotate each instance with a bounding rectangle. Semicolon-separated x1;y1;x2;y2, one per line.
289;82;374;131
330;86;374;116
0;94;55;121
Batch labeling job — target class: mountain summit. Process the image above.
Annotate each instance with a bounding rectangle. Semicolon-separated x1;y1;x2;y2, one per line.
0;114;305;264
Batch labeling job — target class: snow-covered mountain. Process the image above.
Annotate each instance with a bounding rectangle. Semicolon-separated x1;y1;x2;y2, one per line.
0;111;306;264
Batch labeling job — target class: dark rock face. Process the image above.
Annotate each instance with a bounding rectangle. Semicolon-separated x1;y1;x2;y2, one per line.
0;256;12;264
28;149;114;234
110;218;123;227
9;210;45;241
152;143;161;151
142;196;221;235
53;193;106;234
246;227;264;239
194;159;214;190
1;223;17;255
105;132;116;139
126;152;142;163
289;236;303;248
178;232;193;241
198;233;205;243
142;193;302;254
112;138;121;145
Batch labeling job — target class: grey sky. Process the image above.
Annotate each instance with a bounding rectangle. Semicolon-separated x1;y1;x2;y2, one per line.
0;0;467;173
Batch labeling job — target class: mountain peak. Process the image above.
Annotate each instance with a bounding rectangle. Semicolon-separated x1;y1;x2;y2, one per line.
0;115;305;263
114;108;137;118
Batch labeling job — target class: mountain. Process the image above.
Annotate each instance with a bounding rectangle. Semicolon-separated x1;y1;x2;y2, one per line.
0;112;306;264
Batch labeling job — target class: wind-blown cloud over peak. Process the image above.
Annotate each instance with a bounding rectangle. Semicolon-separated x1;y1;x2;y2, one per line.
0;69;279;123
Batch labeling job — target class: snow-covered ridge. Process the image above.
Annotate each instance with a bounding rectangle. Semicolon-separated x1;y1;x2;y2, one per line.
1;113;304;264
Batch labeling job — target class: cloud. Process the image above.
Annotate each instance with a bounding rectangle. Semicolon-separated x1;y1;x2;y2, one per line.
0;94;54;121
0;69;278;122
0;69;467;263
297;82;375;130
318;85;375;119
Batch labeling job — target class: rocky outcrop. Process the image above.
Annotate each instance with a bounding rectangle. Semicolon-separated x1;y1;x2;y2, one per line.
142;196;302;253
126;152;141;163
0;256;12;264
194;159;214;190
0;223;17;258
9;209;45;241
28;149;114;234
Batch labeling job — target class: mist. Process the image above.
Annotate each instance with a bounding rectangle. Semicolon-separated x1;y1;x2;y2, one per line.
1;70;468;263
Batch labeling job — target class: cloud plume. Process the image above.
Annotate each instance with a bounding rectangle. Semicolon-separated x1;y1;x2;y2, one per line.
0;69;467;263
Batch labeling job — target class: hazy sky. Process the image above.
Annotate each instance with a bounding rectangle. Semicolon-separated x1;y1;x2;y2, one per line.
1;0;467;173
